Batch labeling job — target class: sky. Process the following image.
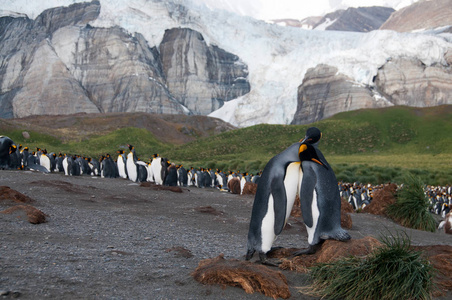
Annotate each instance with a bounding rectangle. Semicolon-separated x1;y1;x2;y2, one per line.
3;0;419;21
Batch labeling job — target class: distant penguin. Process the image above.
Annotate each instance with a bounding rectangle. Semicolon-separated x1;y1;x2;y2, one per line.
8;144;21;169
126;144;139;182
246;141;303;265
76;156;90;175
439;212;452;234
187;167;195;186
150;154;164;185
177;165;188;187
252;172;261;184
0;136;14;169
117;150;128;179
146;160;154;182
70;156;81;176
293;127;350;255
136;160;148;182
38;149;51;172
165;163;178;186
21;146;31;169
55;153;65;172
101;154;116;178
90;158;101;176
48;152;57;172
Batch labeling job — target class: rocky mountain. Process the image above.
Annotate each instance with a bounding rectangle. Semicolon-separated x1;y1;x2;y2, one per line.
291;65;391;125
0;1;250;119
292;53;452;124
380;0;452;32
313;6;395;32
1;0;451;127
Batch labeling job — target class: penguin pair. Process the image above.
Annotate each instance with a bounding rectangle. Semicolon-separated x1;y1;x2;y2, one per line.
246;127;350;265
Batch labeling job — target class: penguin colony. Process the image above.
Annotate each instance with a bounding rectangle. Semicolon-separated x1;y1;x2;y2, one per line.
338;181;452;218
1;131;451;256
1;134;450;215
0;136;259;190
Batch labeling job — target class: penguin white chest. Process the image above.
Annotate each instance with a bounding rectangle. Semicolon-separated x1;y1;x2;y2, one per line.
260;195;276;253
306;190;320;245
284;162;302;224
126;153;137;181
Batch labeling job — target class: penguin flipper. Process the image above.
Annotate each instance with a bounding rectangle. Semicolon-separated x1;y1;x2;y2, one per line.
299;171;316;228
271;177;288;235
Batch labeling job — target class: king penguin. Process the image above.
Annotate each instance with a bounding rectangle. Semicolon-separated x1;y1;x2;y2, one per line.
126;144;139;182
0;136;15;169
246;140;303;265
150;154;164;185
117;150;128;179
294;127;351;256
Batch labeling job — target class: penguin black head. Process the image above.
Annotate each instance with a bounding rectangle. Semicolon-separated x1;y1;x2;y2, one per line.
9;144;17;154
300;127;322;144
298;143;329;170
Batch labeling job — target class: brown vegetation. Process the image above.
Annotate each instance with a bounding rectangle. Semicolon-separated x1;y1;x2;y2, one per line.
192;254;291;299
1;204;47;224
362;183;398;215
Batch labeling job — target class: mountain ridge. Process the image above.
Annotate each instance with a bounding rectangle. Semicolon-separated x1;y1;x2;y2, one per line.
1;0;451;127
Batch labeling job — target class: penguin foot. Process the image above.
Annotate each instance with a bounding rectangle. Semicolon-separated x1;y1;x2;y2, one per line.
258;252;281;267
267;246;284;254
320;230;351;242
245;249;255;261
291;242;323;257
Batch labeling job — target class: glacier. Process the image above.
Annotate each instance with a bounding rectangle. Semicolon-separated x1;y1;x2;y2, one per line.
2;0;452;127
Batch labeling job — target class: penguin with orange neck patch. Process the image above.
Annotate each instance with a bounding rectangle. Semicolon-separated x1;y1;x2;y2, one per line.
294;127;351;256
246;140;303;265
0;136;15;169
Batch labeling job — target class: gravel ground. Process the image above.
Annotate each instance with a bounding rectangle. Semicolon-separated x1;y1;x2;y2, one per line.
1;170;451;300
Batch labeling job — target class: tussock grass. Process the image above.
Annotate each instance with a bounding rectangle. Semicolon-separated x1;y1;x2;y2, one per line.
386;175;437;232
304;232;434;300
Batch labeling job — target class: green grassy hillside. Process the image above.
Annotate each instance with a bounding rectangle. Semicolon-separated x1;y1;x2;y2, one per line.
1;105;451;185
166;105;452;185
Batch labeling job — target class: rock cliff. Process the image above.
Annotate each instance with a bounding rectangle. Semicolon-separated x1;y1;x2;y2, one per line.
0;1;250;118
159;28;250;115
291;65;392;125
380;0;452;32
375;57;452;107
314;6;395;32
292;57;452;125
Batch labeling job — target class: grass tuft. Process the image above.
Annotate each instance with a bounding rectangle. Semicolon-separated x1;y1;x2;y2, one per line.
304;232;434;300
386;174;437;232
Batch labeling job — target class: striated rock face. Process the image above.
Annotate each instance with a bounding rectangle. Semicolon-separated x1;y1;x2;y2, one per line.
291;65;392;125
314;6;394;32
0;1;103;118
159;28;250;115
292;58;452;125
375;57;452;107
380;0;452;32
0;1;250;118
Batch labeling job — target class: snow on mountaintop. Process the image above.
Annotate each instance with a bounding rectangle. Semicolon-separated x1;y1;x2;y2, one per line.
2;0;451;127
